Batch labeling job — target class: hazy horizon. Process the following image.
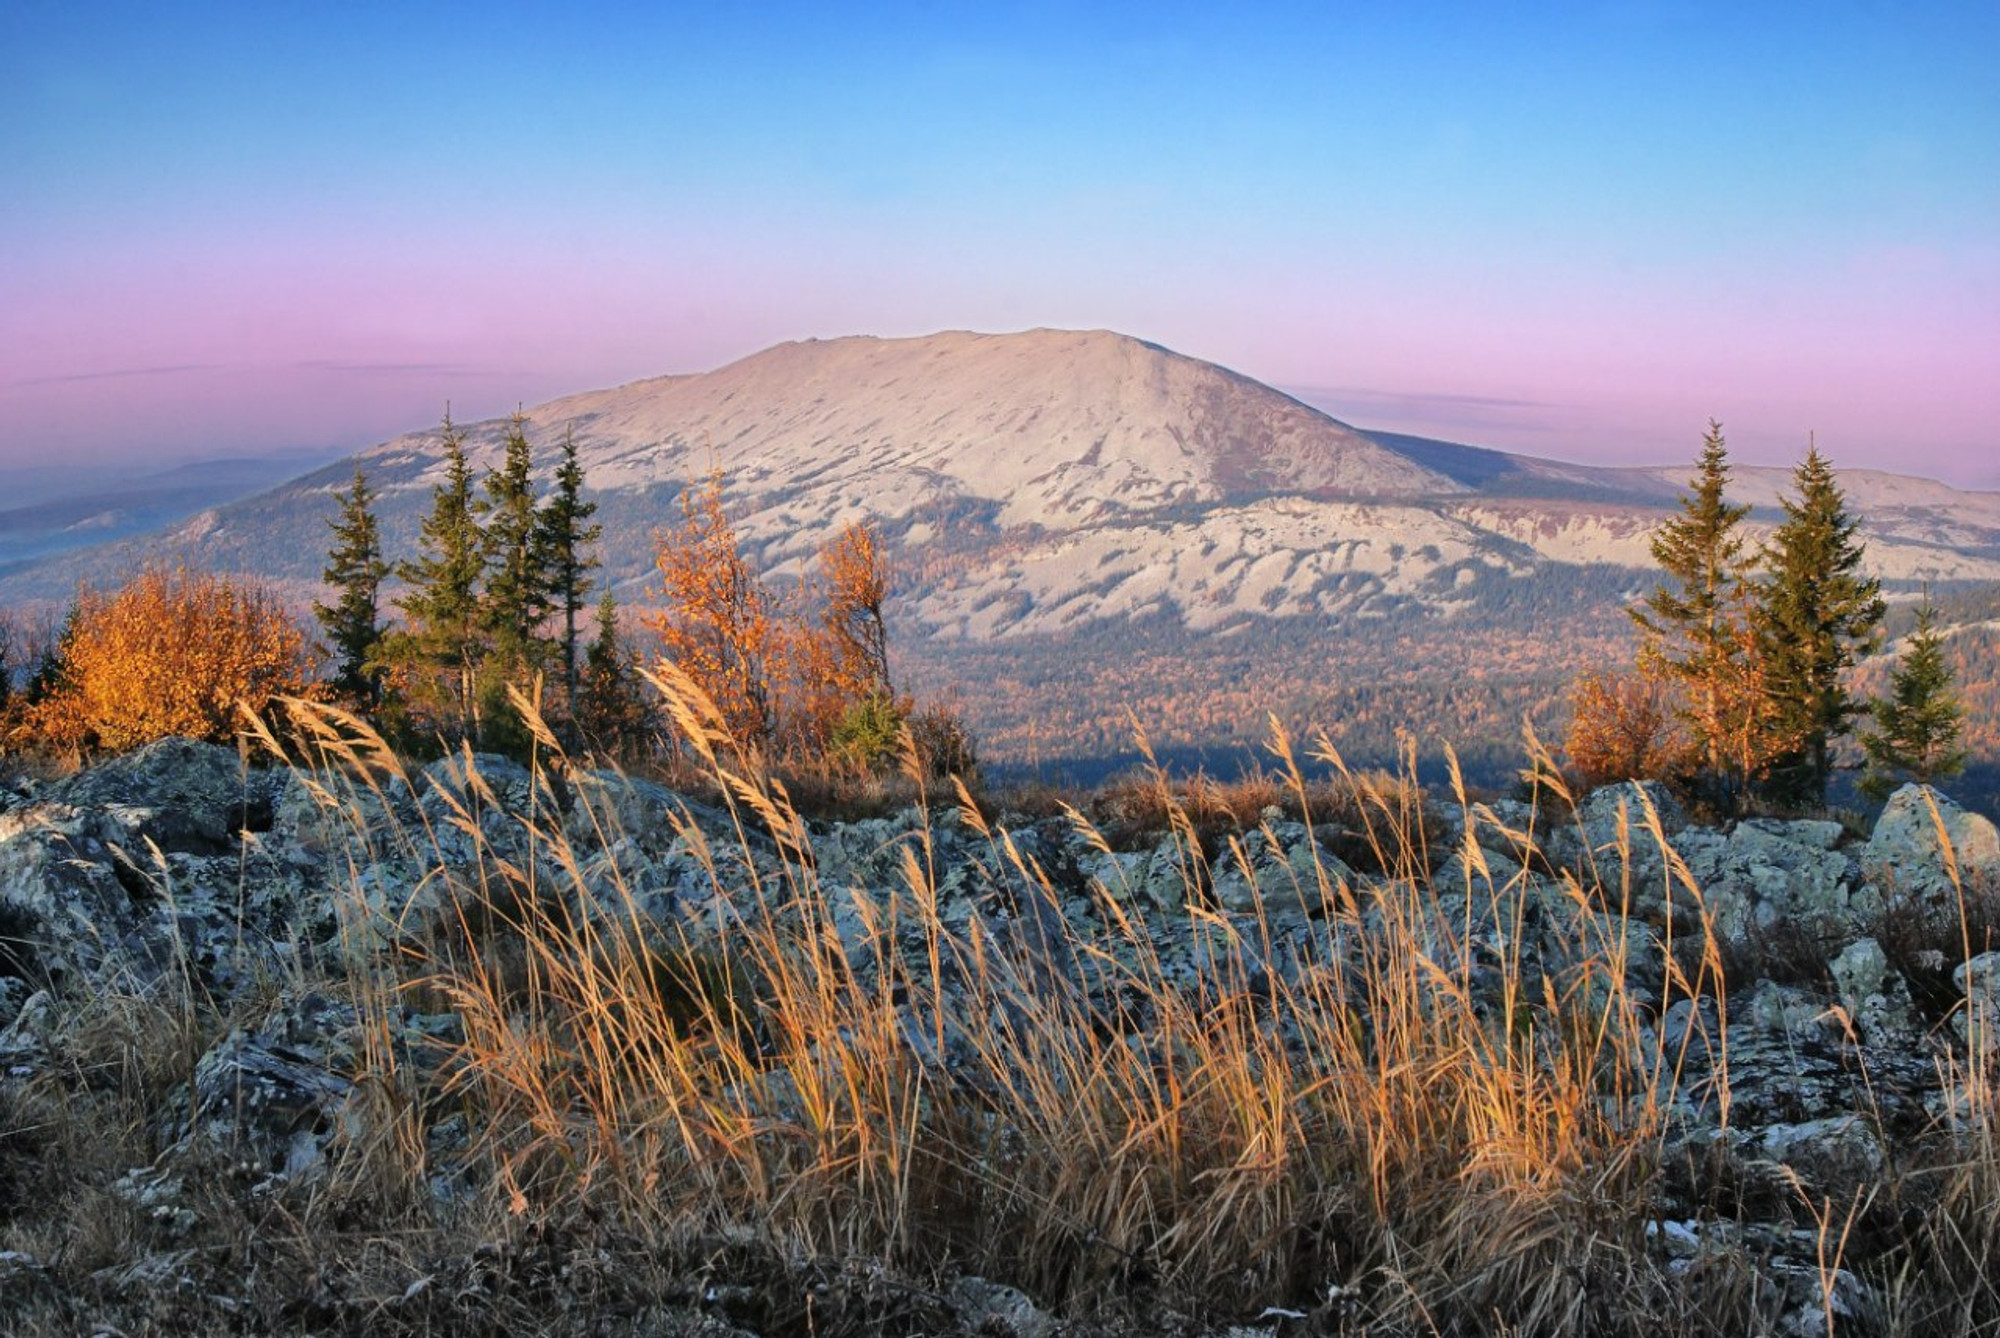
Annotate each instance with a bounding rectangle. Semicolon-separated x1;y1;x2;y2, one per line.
5;3;1995;487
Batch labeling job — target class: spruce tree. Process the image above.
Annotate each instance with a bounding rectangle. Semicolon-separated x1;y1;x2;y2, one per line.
576;589;649;756
1859;597;1966;800
314;465;389;704
534;424;601;708
390;411;486;735
1630;421;1760;803
478;412;552;669
1757;444;1884;807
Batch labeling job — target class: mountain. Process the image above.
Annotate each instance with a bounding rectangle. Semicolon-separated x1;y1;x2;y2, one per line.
5;328;1997;793
0;453;337;571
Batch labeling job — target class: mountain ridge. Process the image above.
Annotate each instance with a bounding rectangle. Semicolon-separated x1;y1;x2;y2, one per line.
6;324;1996;791
6;328;1996;616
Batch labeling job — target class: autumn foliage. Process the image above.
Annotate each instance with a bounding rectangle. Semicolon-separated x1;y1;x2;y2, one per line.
646;472;784;749
647;472;968;778
30;566;314;753
1563;666;1689;788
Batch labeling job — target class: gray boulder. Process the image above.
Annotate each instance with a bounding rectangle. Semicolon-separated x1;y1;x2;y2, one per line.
1955;951;2000;1050
45;737;254;856
1864;783;2000;901
1828;937;1915;1042
1208;823;1351;916
1678;819;1868;953
0;804;151;985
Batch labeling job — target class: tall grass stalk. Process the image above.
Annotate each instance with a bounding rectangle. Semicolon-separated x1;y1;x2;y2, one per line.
249;684;1994;1333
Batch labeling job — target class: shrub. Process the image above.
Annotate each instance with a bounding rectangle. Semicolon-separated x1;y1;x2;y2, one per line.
29;566;315;753
907;700;979;781
1565;666;1690;789
828;692;904;775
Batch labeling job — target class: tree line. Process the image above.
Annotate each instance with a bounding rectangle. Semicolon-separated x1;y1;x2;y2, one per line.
1567;421;1965;811
318;410;652;757
320;411;971;775
3;409;972;787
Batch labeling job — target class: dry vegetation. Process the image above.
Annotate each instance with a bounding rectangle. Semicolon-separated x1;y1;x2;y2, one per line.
13;565;315;755
4;676;1997;1335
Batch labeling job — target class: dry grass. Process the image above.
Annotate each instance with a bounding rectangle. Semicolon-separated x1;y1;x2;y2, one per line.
241;689;1724;1331
1;684;1995;1334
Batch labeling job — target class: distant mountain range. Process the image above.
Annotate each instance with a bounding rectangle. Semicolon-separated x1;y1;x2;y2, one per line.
0;454;336;570
6;329;1996;789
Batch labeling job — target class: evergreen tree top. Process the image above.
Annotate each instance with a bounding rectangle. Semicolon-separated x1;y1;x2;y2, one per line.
395;410;485;631
1632;420;1751;643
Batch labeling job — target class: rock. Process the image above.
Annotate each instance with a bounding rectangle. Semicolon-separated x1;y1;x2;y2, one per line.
565;769;686;854
1772;1262;1881;1338
1084;834;1193;914
169;992;366;1185
947;1276;1056;1338
0;987;54;1072
1553;782;1690;917
1434;844;1524;892
1579;780;1689;844
1680;820;1869;955
0;808;154;985
1865;783;2000;901
1828;937;1914;1042
1207;825;1351;916
271;763;418;864
46;737;252;855
1756;1114;1884;1189
1955;951;2000;1050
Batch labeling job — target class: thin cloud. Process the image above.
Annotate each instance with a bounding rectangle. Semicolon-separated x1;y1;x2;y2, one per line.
9;359;499;390
10;363;218;388
292;360;487;376
1282;384;1565;436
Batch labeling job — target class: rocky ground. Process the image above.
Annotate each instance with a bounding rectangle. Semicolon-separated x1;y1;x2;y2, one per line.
1;736;1996;1335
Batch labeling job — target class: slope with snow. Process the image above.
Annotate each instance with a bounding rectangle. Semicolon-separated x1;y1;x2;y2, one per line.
487;329;1465;533
4;327;1996;647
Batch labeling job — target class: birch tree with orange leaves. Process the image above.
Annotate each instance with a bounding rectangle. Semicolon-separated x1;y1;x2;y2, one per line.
646;471;781;749
1563;665;1690;788
32;566;314;753
793;520;897;757
818;520;892;701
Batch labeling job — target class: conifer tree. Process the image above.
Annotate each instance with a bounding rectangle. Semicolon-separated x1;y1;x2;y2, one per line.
1630;421;1763;803
1757;444;1884;807
314;464;389;704
534;424;601;707
1859;596;1966;800
478;412;552;669
576;589;649;755
388;411;486;735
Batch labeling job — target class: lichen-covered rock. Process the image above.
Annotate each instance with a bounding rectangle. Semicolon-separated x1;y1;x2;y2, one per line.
161;991;463;1188
168;991;365;1184
1084;833;1196;914
947;1276;1056;1338
1756;1114;1884;1187
1828;937;1915;1043
1209;824;1351;916
270;762;419;864
0;805;149;985
1547;782;1692;921
1579;779;1689;844
1864;783;2000;901
1955;951;2000;1050
46;737;254;855
1680;819;1869;952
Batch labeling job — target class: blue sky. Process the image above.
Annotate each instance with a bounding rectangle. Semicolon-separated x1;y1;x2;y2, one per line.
4;1;1996;482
